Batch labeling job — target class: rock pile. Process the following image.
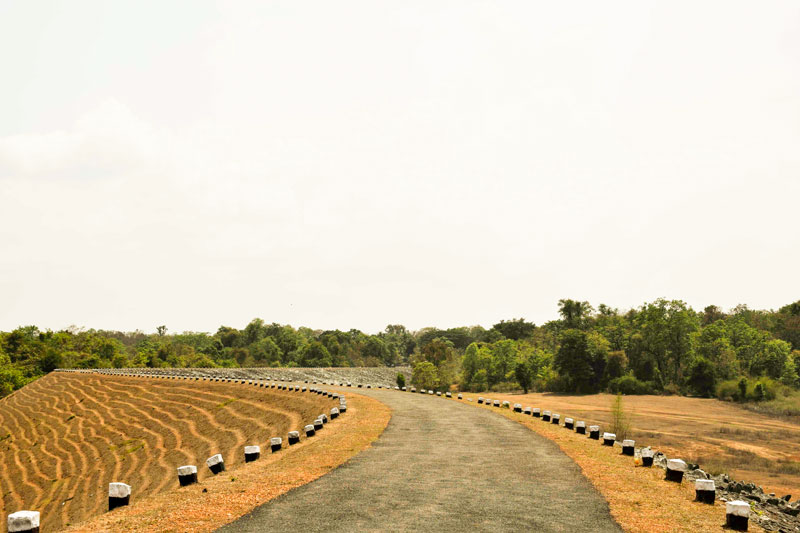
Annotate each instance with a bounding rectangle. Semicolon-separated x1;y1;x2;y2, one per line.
649;452;800;532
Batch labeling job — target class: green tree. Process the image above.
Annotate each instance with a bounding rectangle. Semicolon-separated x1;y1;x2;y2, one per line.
554;329;600;393
491;319;535;340
604;350;628;382
471;369;488;392
780;352;798;387
38;349;63;372
489;339;517;385
297;341;332;367
396;373;406;388
686;357;716;397
514;359;533;393
558;299;594;329
461;342;481;387
752;339;791;379
412;361;438;390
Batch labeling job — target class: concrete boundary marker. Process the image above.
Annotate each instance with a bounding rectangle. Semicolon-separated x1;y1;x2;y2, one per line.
726;500;750;531
207;454;225;475
695;479;715;504
8;511;40;533
108;482;131;511
244;445;261;462
665;459;687;483
621;439;635;456
640;448;654;467
178;465;198;486
270;437;283;453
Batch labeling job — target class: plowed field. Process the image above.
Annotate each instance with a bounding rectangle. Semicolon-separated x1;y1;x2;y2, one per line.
0;373;338;531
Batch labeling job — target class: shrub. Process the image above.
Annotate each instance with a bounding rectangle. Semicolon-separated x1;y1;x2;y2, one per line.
489;381;518;392
748;377;779;402
608;375;653;395
718;377;781;402
610;394;632;441
396;373;406;389
662;383;681;396
716;379;741;401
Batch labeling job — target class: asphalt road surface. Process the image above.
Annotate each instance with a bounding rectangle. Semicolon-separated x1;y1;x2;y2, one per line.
218;389;622;533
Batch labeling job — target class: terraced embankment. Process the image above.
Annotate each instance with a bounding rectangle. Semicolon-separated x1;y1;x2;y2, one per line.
0;373;340;531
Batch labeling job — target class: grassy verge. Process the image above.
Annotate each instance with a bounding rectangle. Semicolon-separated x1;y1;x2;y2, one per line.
457;392;765;533
65;392;391;533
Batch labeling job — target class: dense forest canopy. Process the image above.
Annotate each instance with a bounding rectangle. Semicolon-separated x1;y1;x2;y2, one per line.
1;299;799;400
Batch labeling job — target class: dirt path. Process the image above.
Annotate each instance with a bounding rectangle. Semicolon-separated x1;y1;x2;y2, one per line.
218;390;621;533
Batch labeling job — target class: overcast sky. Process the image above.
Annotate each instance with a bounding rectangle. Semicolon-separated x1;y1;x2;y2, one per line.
1;1;798;334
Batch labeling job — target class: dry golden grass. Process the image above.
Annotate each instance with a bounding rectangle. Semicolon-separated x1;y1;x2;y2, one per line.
479;392;800;497
460;392;767;533
65;390;389;532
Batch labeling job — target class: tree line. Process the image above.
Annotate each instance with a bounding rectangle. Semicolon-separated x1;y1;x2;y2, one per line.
1;299;799;400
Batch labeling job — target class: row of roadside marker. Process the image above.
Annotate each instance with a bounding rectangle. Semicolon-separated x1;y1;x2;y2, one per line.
8;372;346;533
384;385;753;532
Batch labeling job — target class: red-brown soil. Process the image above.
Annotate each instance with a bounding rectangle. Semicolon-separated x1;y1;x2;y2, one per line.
0;373;339;531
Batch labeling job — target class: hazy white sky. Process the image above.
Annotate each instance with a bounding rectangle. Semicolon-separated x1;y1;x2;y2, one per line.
1;1;798;334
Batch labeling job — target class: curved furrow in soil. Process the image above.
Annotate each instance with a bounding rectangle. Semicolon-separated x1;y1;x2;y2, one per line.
0;409;26;514
76;379;188;496
5;387;68;509
14;385;66;481
26;378;88;527
0;396;48;505
57;377;178;527
62;380;175;500
97;380;222;457
87;379;241;469
49;378;111;524
160;386;312;435
56;379;145;486
146;383;293;429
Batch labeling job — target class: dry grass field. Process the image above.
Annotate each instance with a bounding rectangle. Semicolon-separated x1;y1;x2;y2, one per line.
0;373;344;531
481;392;800;497
459;394;767;533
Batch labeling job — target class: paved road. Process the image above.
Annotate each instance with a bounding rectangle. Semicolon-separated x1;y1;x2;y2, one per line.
218;390;621;533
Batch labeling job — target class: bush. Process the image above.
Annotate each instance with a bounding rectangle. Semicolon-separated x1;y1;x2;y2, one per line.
662;383;681;396
716;379;741;401
608;375;653;395
718;377;781;402
396;373;406;388
489;381;518;392
747;377;779;402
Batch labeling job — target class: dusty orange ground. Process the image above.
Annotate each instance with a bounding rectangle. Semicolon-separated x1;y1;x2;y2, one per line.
0;373;348;531
475;392;800;497
459;393;767;533
65;389;390;532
